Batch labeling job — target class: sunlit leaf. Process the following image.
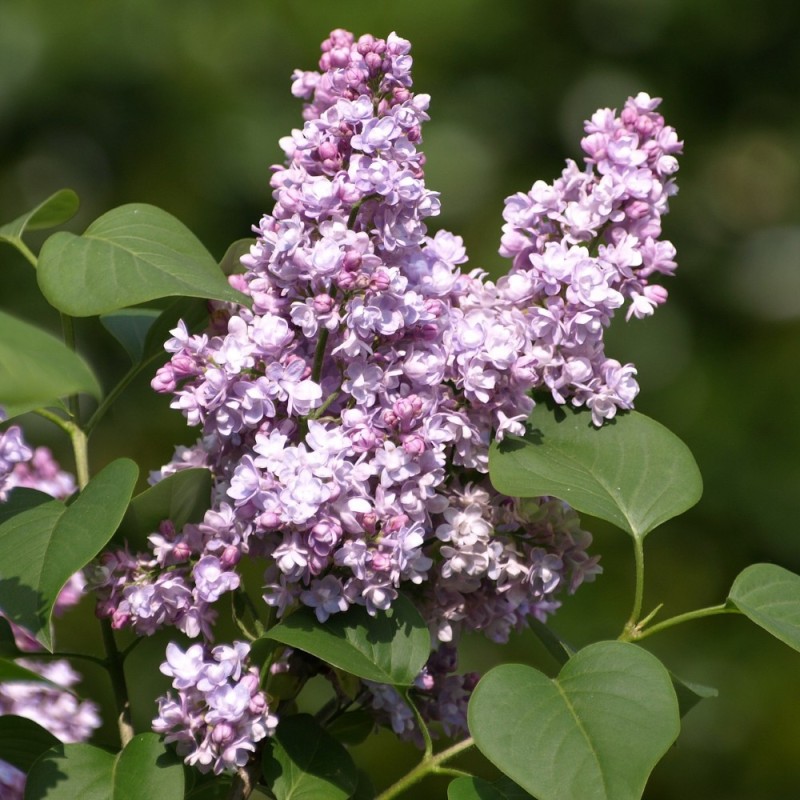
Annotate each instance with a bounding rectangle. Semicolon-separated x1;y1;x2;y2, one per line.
0;458;138;650
0;310;102;420
37;203;247;316
0;189;79;257
728;563;800;652
468;641;680;800
262;714;358;800
115;468;212;551
489;402;702;540
0;715;59;772
25;743;115;800
112;732;184;800
264;594;430;686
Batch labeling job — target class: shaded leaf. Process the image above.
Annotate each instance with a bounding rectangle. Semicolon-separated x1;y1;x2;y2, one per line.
325;710;375;746
0;488;54;527
218;238;254;276
0;617;22;658
0;310;102;420
264;594;430;686
262;714;358;800
37;203;247;316
449;776;535;800
0;458;138;649
0;189;79;255
112;732;184;800
115;468;212;551
489;402;702;540
0;715;59;772
0;657;59;686
100;309;162;363
25;743;115;800
468;641;680;800
728;563;800;652
671;672;718;718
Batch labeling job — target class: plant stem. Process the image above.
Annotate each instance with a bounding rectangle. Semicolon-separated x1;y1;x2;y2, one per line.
374;737;475;800
622;535;646;637
101;617;134;746
621;603;741;642
34;408;90;490
14;238;38;268
227;761;261;800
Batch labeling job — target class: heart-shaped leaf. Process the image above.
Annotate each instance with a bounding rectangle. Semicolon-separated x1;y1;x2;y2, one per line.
262;714;358;800
468;641;680;800
25;743;116;800
0;458;138;649
0;715;59;772
37;203;247;316
112;732;185;800
114;468;212;551
0;189;79;256
325;710;375;746
24;735;184;800
728;563;800;652
0;310;102;419
263;594;430;686
489;402;702;540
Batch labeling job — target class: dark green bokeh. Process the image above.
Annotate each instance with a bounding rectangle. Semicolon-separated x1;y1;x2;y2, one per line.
2;1;800;797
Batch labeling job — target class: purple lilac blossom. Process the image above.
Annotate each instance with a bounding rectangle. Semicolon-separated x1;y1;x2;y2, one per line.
96;29;678;746
152;641;277;774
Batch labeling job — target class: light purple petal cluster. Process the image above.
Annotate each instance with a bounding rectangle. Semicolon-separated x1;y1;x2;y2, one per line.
0;425;76;502
499;92;682;423
152;641;277;774
0;659;101;742
142;30;615;651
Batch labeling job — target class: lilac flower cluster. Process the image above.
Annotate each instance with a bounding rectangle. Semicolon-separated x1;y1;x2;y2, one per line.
0;424;76;502
153;641;277;774
92;29;679;748
500;92;682;422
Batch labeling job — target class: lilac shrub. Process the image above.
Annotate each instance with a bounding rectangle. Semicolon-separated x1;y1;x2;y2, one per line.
80;27;682;754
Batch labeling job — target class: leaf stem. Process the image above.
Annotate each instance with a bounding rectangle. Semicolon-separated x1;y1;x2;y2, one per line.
374;737;475;800
100;617;134;747
621;603;741;642
622;535;646;637
34;408;90;490
13;238;39;268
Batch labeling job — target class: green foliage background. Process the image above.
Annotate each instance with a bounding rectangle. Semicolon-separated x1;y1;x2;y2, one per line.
1;1;799;797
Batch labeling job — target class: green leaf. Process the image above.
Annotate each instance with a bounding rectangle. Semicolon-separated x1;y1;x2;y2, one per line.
448;776;536;800
728;563;800;652
100;308;162;363
0;310;102;419
115;468;212;551
25;743;115;800
0;189;79;254
218;238;254;276
468;641;680;800
489;402;703;540
264;594;430;686
0;657;59;686
325;710;375;746
0;488;54;527
0;715;59;772
350;770;376;800
262;714;358;800
112;732;185;800
0;617;22;658
0;458;138;649
37;203;247;317
670;672;718;718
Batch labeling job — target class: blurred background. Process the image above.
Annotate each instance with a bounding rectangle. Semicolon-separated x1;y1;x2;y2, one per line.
2;0;800;797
